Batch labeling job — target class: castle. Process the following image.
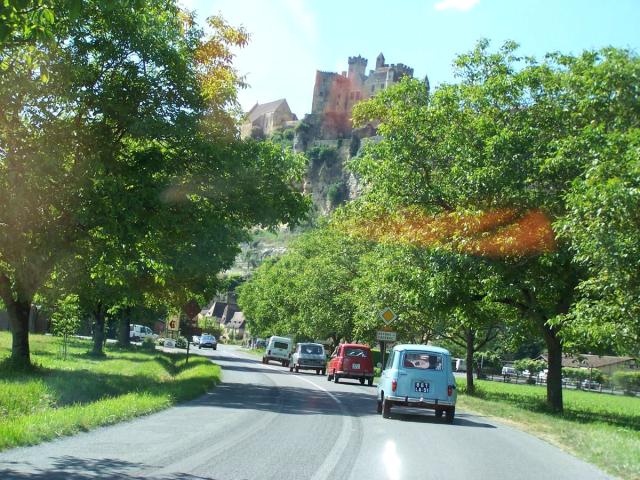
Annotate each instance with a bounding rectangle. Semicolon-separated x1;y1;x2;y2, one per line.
310;52;414;138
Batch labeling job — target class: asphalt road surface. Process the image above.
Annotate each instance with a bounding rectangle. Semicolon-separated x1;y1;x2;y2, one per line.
0;345;611;480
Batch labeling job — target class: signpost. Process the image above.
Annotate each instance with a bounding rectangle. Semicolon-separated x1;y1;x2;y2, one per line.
377;307;396;369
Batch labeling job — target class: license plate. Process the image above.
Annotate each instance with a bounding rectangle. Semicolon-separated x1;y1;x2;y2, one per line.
352;363;360;369
415;381;430;393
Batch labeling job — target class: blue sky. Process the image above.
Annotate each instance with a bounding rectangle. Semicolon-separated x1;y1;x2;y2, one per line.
181;0;640;118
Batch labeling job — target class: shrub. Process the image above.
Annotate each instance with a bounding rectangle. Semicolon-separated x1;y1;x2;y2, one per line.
175;336;188;349
327;181;348;207
612;371;640;395
156;338;165;346
141;337;157;352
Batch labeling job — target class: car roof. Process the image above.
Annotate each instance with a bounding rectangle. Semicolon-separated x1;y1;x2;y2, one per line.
270;336;291;341
341;343;370;349
298;342;323;346
393;344;451;355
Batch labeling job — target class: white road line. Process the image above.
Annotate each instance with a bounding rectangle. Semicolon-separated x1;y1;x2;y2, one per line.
231;348;354;480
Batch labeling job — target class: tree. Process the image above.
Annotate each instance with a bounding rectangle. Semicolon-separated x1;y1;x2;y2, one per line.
0;1;307;367
349;41;640;411
50;294;81;360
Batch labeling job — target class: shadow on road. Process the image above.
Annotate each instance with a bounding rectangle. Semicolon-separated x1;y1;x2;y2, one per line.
388;410;497;428
0;456;218;480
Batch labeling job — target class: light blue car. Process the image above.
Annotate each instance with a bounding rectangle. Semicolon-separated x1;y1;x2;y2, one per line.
377;344;457;423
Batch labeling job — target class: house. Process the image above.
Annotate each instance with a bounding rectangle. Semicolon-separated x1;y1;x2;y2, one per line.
539;354;637;376
240;98;297;139
225;311;246;340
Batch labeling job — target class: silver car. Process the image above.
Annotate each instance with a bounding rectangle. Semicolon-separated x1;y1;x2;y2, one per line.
289;343;326;375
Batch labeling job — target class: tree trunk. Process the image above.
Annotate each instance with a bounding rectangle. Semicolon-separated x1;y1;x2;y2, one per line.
465;328;475;395
92;303;105;356
118;307;131;347
540;318;563;412
7;298;32;367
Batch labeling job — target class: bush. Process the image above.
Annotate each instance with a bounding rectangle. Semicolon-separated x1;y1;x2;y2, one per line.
175;336;188;349
612;371;640;395
307;146;338;169
327;181;348;207
141;337;156;352
156;338;165;346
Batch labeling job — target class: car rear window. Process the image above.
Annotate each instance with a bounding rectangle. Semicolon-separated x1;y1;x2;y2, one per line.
274;341;289;349
301;344;323;355
345;348;368;358
201;336;213;341
403;353;443;370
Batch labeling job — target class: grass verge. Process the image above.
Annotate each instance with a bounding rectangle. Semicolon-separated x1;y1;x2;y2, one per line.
457;378;640;480
0;332;221;451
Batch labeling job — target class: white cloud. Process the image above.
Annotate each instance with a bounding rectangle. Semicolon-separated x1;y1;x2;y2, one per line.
434;0;479;12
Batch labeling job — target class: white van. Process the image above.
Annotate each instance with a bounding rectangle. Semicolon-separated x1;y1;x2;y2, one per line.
130;324;155;342
263;336;292;367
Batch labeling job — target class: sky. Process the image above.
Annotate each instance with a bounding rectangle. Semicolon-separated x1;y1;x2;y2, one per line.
180;0;640;118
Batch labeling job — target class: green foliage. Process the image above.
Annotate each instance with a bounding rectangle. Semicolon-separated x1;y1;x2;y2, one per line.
326;181;348;207
612;371;640;394
0;2;308;365
174;336;188;349
141;337;157;352
306;145;338;169
50;294;81;359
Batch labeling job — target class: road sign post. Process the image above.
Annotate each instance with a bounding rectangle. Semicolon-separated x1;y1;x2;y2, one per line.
377;307;396;372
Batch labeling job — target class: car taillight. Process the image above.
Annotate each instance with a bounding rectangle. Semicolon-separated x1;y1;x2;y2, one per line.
392;379;397;392
448;385;453;396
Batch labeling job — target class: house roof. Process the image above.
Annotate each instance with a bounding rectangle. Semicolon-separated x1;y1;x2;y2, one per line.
247;99;289;123
539;354;636;369
221;304;240;325
227;311;245;329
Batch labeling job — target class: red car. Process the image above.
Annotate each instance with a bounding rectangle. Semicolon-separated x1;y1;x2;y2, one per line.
327;343;374;386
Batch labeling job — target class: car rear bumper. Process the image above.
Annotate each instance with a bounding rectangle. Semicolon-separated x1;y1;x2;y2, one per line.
385;395;455;408
336;371;373;379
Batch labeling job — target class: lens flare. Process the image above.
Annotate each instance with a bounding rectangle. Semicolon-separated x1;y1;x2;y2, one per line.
338;207;556;257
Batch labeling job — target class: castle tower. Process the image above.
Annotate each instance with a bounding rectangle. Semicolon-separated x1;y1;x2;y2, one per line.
376;52;385;69
348;55;368;84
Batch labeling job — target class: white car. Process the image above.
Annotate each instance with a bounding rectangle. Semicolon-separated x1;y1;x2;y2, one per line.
262;336;292;366
130;324;156;342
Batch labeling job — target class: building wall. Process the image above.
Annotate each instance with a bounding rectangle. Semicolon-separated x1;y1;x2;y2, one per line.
310;54;415;139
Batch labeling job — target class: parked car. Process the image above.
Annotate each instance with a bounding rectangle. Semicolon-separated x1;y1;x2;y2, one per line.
255;338;267;349
289;343;326;375
377;344;457;422
198;334;217;350
263;336;292;366
581;379;601;390
537;369;548;382
130;324;156;342
502;366;517;376
327;343;374;385
191;335;200;346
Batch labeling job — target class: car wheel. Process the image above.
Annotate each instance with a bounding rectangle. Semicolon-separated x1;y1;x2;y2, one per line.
382;396;392;418
445;407;455;424
435;409;443;418
281;360;286;367
198;345;201;349
334;371;340;383
377;394;383;414
327;371;332;381
213;346;217;350
289;364;293;372
359;378;365;385
322;369;326;376
316;369;320;375
367;378;373;387
295;365;299;373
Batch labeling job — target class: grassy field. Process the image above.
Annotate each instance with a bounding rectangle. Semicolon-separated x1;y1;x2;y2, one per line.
0;332;221;451
457;378;640;480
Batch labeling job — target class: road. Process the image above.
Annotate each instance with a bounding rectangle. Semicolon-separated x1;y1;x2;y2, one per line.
0;345;611;480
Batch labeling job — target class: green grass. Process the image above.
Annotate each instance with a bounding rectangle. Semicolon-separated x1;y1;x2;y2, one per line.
0;332;221;451
458;378;640;480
